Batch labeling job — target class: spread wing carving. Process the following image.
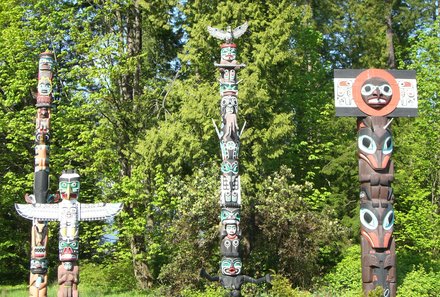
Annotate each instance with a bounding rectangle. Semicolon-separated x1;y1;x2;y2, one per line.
232;22;248;39
79;202;123;221
207;22;248;41
15;203;60;221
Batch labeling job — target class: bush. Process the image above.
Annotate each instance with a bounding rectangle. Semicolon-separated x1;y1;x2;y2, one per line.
80;260;138;293
398;265;440;297
318;245;362;297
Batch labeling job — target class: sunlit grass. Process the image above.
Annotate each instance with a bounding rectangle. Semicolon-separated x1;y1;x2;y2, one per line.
0;284;150;297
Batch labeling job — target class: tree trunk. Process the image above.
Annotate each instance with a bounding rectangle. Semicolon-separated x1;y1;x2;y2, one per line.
385;2;395;69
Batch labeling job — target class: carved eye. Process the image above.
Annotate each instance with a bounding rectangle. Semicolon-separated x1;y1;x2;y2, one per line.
383;209;394;230
379;84;393;96
224;240;231;248
361;84;376;96
233;259;242;270
232;239;239;247
358;135;377;154
360;208;378;230
383;136;393;155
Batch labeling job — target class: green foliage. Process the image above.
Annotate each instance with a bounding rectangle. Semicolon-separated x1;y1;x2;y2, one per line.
265;274;312;297
320;245;362;296
398;265;440;297
0;0;438;295
181;284;225;297
80;260;138;292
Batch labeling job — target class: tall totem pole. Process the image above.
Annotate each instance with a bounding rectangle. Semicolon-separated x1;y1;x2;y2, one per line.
200;22;270;297
19;51;55;297
16;53;123;297
334;69;418;297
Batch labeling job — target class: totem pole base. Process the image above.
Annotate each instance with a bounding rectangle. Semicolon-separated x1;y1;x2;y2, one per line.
200;268;270;297
57;263;79;297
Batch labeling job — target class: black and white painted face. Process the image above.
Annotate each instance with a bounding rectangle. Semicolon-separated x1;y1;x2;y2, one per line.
361;78;393;109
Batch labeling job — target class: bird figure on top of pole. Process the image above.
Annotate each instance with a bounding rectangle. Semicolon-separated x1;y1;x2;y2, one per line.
201;22;270;297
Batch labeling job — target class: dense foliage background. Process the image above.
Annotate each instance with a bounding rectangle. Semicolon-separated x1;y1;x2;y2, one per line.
0;0;438;296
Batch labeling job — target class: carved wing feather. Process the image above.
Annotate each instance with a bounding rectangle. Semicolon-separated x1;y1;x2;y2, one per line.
15;203;60;221
207;26;229;40
79;202;123;221
232;22;248;39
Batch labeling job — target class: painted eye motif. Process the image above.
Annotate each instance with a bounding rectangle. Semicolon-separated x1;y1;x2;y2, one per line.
233;259;242;272
361;84;376;96
379;84;392;96
224;240;231;248
383;136;393;155
60;182;67;188
360;208;378;230
383;209;394;230
358;135;377;154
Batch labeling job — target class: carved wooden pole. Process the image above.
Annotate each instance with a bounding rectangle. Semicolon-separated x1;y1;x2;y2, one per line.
16;52;123;297
23;51;55;297
16;169;123;297
334;69;417;297
201;22;270;297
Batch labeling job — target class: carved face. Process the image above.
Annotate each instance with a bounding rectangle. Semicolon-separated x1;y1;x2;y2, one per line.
360;201;394;249
361;78;392;109
30;258;48;274
221;257;242;276
358;126;393;170
225;223;238;237
59;240;79;261
221;96;238;115
38;77;52;96
59;172;80;200
221;160;239;175
220;82;238;96
221;46;237;61
39;55;54;70
221;208;240;222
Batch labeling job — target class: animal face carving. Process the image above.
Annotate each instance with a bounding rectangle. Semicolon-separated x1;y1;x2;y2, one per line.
360;201;394;249
59;171;80;200
358;120;393;170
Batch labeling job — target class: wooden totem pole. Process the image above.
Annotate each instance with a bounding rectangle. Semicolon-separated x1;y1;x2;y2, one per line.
334;69;418;297
16;52;123;297
18;51;55;297
16;170;123;296
200;23;270;297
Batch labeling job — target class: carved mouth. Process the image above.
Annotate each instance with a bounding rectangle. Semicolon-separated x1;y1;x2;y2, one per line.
368;98;388;105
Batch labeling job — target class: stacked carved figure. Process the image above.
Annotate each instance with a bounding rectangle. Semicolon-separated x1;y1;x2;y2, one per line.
21;52;55;297
201;23;270;297
15;52;123;297
334;69;417;297
358;116;396;296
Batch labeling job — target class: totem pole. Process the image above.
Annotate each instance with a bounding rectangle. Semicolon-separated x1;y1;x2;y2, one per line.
334;69;417;296
16;169;123;297
19;51;55;297
200;22;270;297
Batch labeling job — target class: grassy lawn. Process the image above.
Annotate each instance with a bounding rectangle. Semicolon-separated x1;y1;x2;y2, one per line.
0;285;150;297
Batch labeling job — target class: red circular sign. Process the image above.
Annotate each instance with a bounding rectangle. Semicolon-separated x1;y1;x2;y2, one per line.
352;69;400;116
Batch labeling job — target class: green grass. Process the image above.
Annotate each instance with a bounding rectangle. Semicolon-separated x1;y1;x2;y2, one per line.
0;284;150;297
